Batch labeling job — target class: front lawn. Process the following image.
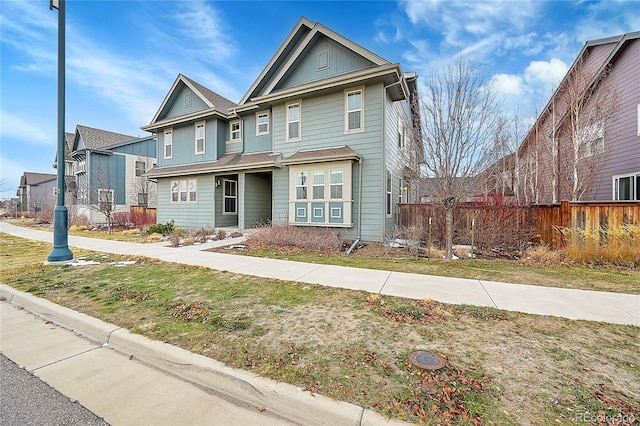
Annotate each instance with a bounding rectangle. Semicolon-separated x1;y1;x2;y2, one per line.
1;233;638;425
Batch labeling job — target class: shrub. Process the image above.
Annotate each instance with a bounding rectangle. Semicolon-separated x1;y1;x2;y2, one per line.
111;212;131;228
146;219;175;236
249;224;342;252
131;209;156;229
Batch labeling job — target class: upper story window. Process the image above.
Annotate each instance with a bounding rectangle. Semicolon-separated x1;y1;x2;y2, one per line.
286;101;301;141
577;122;604;158
135;161;146;177
195;121;205;154
164;129;173;159
613;172;640;201
345;88;363;133
230;120;241;141
256;111;270;135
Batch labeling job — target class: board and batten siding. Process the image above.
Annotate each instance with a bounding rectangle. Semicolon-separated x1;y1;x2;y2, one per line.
279;37;374;90
156;175;215;229
165;86;208;120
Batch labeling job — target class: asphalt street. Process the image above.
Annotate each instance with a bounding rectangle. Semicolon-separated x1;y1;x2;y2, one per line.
0;354;108;426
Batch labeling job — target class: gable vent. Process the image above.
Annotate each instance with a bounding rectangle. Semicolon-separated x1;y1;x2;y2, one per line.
317;50;329;70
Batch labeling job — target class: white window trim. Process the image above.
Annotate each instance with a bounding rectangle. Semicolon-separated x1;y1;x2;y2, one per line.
195;121;206;155
612;171;640;201
256;111;270;136
288;161;353;227
135;160;146;177
98;188;115;210
170;179;197;203
637;104;640;137
164;128;173;160
344;86;364;134
230;120;242;142
223;179;238;215
286;100;302;141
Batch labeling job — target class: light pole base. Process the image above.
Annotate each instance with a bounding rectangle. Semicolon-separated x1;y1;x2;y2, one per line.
47;205;73;262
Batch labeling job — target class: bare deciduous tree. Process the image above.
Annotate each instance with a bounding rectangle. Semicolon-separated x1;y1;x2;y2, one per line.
83;161;117;233
418;57;503;260
557;59;618;201
128;157;156;208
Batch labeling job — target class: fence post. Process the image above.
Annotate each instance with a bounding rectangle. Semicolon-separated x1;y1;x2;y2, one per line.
561;200;570;228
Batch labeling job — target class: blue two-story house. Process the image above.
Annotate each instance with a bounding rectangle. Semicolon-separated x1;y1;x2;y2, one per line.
70;125;157;223
143;17;422;242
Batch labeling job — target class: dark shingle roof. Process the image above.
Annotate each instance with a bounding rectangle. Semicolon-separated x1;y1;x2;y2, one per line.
280;145;361;165
76;125;137;150
146;152;281;178
182;74;237;113
19;172;57;188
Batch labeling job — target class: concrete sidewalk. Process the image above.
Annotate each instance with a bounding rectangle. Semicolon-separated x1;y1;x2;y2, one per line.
1;221;638;325
0;285;402;426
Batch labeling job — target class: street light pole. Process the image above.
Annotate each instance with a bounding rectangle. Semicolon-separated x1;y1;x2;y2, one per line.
47;0;73;262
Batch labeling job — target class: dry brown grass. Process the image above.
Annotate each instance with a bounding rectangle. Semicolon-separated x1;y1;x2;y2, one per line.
249;224;342;252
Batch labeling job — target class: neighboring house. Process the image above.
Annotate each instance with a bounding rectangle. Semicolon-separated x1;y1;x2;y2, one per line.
16;172;57;215
69;125;157;223
517;31;640;204
52;132;78;204
143;17;422;242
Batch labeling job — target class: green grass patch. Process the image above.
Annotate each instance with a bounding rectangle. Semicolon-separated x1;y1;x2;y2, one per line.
1;232;638;425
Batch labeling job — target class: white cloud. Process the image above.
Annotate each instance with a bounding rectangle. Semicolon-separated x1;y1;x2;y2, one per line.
0;110;51;145
524;58;569;96
490;74;524;97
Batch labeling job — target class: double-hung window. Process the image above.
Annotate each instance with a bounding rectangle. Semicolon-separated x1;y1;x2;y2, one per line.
230;120;241;141
345;88;363;133
256;111;269;135
295;171;308;200
195;121;205;154
164;129;173;159
171;179;197;203
135;161;146;177
286;101;301;141
289;162;352;226
223;180;237;214
98;189;114;212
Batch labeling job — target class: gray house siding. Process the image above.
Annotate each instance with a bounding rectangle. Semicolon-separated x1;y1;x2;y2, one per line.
244;172;272;227
110;138;156;157
242;112;273;153
156;175;215;228
90;153;126;204
592;38;640;200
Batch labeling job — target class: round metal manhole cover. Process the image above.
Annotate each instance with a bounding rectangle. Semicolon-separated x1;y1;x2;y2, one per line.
408;350;446;370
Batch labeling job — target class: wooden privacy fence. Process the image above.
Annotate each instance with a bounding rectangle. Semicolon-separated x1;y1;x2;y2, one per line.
130;206;157;226
399;200;640;249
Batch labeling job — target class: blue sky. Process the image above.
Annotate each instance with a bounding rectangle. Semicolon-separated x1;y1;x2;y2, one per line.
1;0;638;199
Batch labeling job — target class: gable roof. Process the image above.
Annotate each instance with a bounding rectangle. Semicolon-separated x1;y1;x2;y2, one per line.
143;74;237;131
18;172;57;188
53;132;77;168
73;125;138;152
519;31;640;152
239;17;403;106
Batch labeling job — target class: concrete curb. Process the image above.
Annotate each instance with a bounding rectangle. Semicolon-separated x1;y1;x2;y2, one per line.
0;284;405;426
